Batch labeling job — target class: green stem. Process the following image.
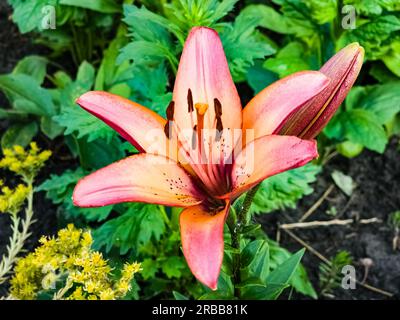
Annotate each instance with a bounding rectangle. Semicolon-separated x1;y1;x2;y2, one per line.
239;183;261;225
228;183;261;298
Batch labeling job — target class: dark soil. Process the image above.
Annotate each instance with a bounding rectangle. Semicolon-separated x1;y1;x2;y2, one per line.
259;137;400;300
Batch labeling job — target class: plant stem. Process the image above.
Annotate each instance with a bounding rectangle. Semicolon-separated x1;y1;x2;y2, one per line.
239;183;261;224
0;181;35;284
229;183;261;298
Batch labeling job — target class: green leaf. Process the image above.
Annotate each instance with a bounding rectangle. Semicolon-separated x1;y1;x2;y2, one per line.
240;224;262;235
268;241;317;299
246;61;279;94
93;203;166;254
12;55;48;85
127;64;171;117
172;291;189;300
369;63;399;83
348;83;400;124
59;0;121;13
40;116;64;139
37;167;113;222
325;109;388;153
382;41;400;77
54;61;114;142
76;136;124;170
241;240;270;281
1;122;38;148
8;0;58;33
221;8;276;81
331;170;356;196
119;5;178;70
249;163;321;215
337;15;400;61
238;4;295;34
161;256;187;279
272;0;318;37
37;168;85;203
263;42;311;78
0;74;55;116
95;33;130;92
141;258;159;280
306;0;338;24
264;248;305;299
336;141;364;158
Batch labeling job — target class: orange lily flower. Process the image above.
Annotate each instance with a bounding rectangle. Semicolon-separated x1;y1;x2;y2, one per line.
72;27;358;290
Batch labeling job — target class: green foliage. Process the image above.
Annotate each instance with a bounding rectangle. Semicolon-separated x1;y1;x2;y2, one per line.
1;123;38;149
119;0;275;81
0;56;63;144
93;203;166;255
248;163;321;215
8;0;120;65
245;0;400;156
54;61;114;142
37;168;113;222
319;251;353;297
240;242;308;299
324;82;400;154
389;211;400;229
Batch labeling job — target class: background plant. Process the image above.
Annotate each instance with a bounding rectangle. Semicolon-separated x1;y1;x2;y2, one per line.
0;142;51;283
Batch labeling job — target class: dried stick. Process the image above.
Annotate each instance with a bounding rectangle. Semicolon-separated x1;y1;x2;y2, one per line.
282;228;394;298
280;217;381;230
299;184;335;222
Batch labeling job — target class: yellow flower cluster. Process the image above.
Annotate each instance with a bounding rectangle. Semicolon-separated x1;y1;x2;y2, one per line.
0;180;31;214
10;224;141;300
0;142;51;181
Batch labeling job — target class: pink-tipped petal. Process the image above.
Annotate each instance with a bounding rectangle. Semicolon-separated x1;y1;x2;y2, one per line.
242;71;330;140
173;27;242;132
224;135;318;200
76;91;171;156
73;154;205;208
280;43;365;139
180;200;230;290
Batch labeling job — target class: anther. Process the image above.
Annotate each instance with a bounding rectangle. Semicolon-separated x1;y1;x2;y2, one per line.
216;117;223;131
187;89;194;113
166;101;175;121
215;117;223;141
164;122;171;139
214;98;222;117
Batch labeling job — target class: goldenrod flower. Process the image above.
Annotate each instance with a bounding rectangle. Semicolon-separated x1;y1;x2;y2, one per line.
0;142;51;181
0;181;31;214
9;224;141;300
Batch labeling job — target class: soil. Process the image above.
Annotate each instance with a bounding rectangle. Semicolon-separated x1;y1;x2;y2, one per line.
1;0;400;300
259;137;400;300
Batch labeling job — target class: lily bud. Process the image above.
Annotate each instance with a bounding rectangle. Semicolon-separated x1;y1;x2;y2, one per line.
279;43;365;139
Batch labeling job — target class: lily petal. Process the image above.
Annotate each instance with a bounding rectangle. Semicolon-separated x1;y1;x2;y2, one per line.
76;91;171;156
280;43;364;139
173;27;242;132
242;71;330;141
224;135;318;199
73;154;205;208
180;200;230;290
